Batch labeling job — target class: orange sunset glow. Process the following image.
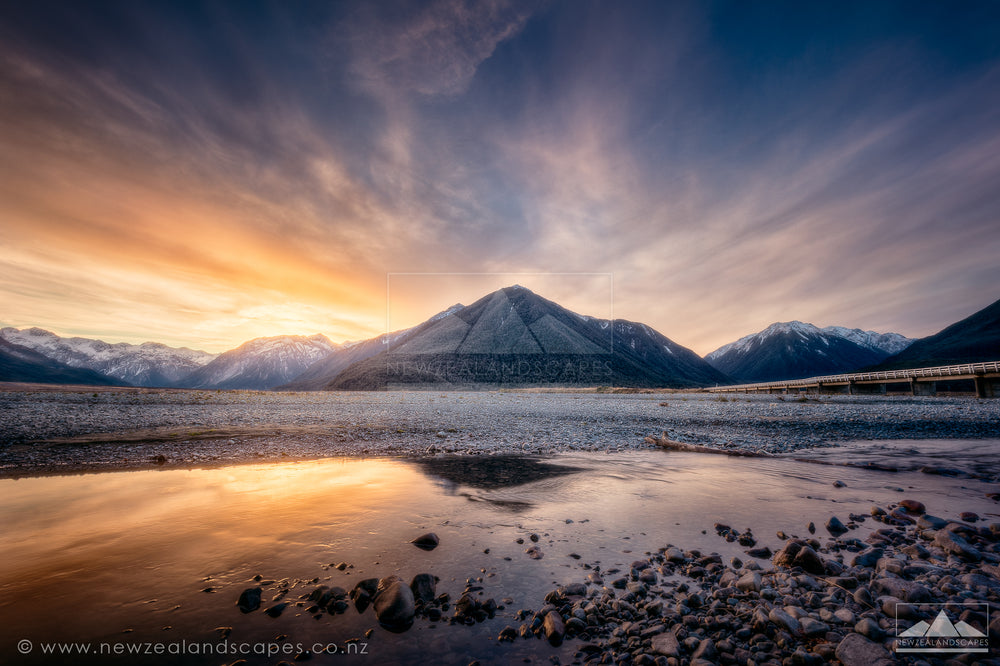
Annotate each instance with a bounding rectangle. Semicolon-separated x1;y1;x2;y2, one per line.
2;1;1000;355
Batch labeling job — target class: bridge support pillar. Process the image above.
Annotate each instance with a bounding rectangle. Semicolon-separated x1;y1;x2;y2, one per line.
911;380;936;397
974;375;995;398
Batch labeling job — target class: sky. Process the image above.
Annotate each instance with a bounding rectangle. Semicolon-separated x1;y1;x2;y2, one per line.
1;0;999;355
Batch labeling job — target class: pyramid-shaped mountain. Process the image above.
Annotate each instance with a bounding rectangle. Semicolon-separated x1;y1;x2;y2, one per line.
323;286;729;389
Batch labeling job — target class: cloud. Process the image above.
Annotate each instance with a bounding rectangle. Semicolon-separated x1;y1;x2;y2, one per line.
345;0;538;98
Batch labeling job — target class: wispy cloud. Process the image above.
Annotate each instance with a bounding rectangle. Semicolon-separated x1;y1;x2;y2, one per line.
1;1;998;355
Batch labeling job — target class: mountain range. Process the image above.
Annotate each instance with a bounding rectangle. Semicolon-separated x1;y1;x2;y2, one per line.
705;321;913;383
0;337;121;386
0;327;215;386
2;290;997;389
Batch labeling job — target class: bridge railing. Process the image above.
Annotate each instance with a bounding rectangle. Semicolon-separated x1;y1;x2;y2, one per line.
708;360;1000;392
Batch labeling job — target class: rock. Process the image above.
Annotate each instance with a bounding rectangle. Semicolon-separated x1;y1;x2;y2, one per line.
851;547;883;568
737;572;761;593
350;578;379;613
650;631;680;657
498;626;517;642
410;533;439;551
768;607;802;635
543;610;565;646
773;540;804;567
853;587;873;607
772;538;826;572
960;511;979;522
833;480;846;488
746;546;772;559
871;578;932;603
835;632;893;666
793;545;827;574
410;574;437;603
932;530;982;561
525;546;543;559
529;533;540;542
665;547;686;563
691;638;717;661
237;587;262;613
916;514;948;530
960;572;1000;594
373;576;416;630
826;516;848;536
834;609;855;624
898;499;925;514
800;617;829;637
854;617;885;641
263;602;288;618
807;521;816;534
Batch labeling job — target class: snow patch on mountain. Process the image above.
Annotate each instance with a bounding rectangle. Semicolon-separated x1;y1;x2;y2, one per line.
0;327;216;386
821;326;913;355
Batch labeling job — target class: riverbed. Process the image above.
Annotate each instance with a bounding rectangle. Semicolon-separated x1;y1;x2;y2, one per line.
1;445;997;665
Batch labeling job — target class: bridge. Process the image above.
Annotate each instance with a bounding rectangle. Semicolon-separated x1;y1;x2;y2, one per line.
706;361;1000;398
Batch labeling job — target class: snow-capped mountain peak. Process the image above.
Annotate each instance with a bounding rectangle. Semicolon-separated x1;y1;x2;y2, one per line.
705;320;913;383
820;326;913;355
706;321;823;360
0;327;216;386
181;334;339;390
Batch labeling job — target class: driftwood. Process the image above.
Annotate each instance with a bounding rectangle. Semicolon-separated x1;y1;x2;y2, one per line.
644;433;770;458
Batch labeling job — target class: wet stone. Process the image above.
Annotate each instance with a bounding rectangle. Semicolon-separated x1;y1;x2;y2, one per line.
237;587;262;614
410;533;440;551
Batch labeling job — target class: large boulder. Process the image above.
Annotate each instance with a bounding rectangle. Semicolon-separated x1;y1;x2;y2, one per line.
372;576;416;630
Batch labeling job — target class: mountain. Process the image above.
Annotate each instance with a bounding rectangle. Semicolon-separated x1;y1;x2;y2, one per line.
0;327;216;386
278;305;464;391
321;285;729;389
820;326;913;356
180;334;338;389
706;321;902;383
873;297;1000;369
0;338;121;385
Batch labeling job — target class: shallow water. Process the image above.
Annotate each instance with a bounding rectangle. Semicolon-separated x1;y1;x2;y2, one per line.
1;446;997;665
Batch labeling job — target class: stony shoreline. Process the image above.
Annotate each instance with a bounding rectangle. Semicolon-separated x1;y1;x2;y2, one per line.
1;389;999;477
229;500;1000;665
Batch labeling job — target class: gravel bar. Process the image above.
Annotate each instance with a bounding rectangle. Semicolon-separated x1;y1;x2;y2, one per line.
1;389;998;475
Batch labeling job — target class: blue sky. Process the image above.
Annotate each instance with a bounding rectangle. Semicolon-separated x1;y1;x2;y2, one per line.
1;0;998;354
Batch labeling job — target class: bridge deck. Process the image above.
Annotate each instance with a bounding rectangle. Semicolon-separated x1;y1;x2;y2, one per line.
707;361;1000;397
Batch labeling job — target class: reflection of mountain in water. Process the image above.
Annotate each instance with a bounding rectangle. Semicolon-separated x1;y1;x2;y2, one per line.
415;455;582;489
413;455;582;512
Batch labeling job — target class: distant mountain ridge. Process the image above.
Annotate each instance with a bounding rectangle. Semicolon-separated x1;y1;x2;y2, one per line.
181;334;338;390
0;337;122;386
706;321;912;383
0;327;215;386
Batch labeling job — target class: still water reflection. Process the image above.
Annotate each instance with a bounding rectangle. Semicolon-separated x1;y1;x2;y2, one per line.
1;448;996;665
